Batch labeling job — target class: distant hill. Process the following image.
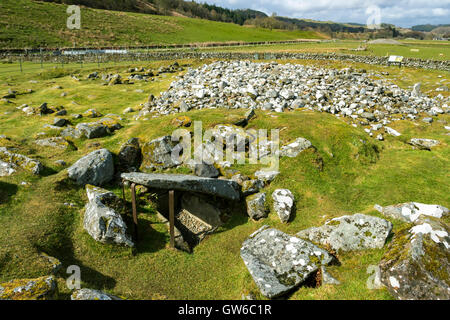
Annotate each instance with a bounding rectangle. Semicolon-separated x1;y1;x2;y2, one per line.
0;0;321;49
412;24;450;32
41;0;268;25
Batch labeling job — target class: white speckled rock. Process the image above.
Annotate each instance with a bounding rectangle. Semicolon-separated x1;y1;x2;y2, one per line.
83;185;134;247
279;137;312;157
375;202;449;223
240;226;333;298
71;288;121;300
380;216;450;300
272;189;295;223
296;213;393;252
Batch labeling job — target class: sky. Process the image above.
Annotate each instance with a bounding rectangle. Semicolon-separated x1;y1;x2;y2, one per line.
203;0;450;28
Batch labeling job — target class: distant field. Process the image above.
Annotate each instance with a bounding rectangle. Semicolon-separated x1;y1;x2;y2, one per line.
0;0;321;49
198;40;450;61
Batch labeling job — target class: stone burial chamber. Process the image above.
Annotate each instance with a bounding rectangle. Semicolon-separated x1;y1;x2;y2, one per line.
121;172;242;252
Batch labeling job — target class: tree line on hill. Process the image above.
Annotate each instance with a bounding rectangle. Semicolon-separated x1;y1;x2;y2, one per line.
40;0;446;40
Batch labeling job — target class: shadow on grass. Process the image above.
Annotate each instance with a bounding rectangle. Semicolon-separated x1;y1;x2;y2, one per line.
29;206;117;298
0;181;18;205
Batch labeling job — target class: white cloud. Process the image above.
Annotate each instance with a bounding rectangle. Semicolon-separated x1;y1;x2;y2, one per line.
205;0;450;27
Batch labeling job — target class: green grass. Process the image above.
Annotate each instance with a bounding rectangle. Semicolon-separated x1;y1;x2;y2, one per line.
0;0;320;49
198;39;450;61
0;58;449;300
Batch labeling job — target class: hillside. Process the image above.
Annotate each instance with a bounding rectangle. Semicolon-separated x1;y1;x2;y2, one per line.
0;0;320;49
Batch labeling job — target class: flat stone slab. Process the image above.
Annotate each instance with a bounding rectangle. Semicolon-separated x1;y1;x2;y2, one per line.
121;172;241;201
240;225;333;298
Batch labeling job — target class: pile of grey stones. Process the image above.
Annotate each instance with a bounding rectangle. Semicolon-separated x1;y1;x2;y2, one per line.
136;60;449;140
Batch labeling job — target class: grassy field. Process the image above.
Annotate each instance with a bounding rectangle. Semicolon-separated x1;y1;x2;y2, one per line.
0;0;321;49
0;55;449;299
198;40;450;61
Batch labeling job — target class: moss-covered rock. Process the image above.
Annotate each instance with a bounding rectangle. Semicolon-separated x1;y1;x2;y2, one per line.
379;217;450;300
0;276;57;300
0;147;43;175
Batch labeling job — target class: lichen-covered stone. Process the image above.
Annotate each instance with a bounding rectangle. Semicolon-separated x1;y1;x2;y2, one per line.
379;217;450;300
34;137;73;150
0;160;16;176
296;213;393;252
75;122;110;139
0;147;43;175
71;288;121;300
117;138;142;172
241;179;264;196
97;117;122;131
67;148;114;186
279;137;312;157
171;115;192;127
375;202;449;223
272;189;295;223
408;138;440;150
240;226;333;298
246;192;269;220
84;184;134;247
0;276;57;300
82;108;102;118
141;136;180;170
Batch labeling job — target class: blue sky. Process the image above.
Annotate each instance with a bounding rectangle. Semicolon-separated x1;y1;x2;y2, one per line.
203;0;450;28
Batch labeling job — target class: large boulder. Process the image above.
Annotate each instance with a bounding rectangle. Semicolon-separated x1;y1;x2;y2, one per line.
83;185;134;247
296;213;393;252
246;192;269;220
240;226;333;298
0;147;43;175
375;202;449;223
67;149;114;186
71;288;121;300
379;217;450;300
0;276;57;300
272;189;295;223
141;136;180;170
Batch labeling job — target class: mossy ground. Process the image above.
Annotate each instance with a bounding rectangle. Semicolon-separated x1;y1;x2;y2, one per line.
0;55;449;300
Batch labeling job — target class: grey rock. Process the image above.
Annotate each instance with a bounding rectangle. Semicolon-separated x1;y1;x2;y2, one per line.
117;138;142;172
121;172;241;201
181;193;223;228
0;160;16;176
83;185;134;247
141;136;180;170
280;137;312;157
240;226;333;298
422;117;433;124
375;202;449;223
296;213;393;252
71;288;121;300
272;189;295;223
409;138;440;150
246;192;269;220
35;137;71;150
75;122;110;139
379;217;450;300
194;162;219;178
0;147;43;175
68;148;114;186
321;266;341;285
254;170;279;183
